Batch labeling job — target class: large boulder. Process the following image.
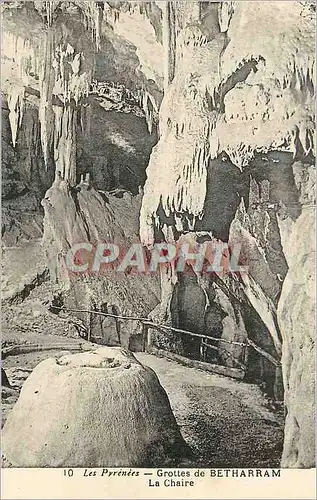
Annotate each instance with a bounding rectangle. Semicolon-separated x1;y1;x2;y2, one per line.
2;347;188;467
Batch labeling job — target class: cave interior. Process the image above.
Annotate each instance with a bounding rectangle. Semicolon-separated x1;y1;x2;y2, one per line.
1;0;315;470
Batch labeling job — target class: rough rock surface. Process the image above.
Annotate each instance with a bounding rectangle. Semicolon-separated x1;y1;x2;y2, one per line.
2;347;188;467
41;175;160;347
277;162;315;467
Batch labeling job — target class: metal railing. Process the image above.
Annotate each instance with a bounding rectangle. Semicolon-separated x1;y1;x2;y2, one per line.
51;306;281;371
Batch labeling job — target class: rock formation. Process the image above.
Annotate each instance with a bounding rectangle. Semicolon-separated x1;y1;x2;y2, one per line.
2;347;188;467
277;161;315;467
41;173;160;348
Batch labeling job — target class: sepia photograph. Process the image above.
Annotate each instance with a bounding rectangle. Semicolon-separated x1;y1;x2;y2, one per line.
0;0;315;497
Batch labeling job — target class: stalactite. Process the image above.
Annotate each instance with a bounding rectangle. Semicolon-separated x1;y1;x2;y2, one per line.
174;0;200;29
140;131;211;246
220;2;315;97
141;0;315;247
2;32;38;146
103;3;120;25
162;0;176;92
44;0;59;27
140;88;158;134
53;105;63;159
80;0;101;50
214;1;315;166
35;1;101;49
2;33;38;84
53;105;77;185
49;34;95;184
39;27;55;168
140;18;224;245
52;43;92;105
7;85;25;147
218;1;235;33
79;105;91;137
3;1;103;176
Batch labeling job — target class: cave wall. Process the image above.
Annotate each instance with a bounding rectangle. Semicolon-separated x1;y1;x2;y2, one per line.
1;101;51;246
277;161;315;467
76;102;157;193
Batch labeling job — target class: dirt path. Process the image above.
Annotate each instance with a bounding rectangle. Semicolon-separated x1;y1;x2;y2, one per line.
135;353;284;468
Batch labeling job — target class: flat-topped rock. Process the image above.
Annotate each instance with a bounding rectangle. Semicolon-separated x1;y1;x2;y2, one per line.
2;347;188;467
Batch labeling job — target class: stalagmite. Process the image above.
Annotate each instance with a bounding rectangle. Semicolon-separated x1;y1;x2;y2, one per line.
2;348;188;467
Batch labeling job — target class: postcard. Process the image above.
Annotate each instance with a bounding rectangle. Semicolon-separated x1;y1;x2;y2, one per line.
1;1;315;499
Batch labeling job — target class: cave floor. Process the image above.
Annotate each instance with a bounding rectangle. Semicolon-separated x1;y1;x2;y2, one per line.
135;352;284;468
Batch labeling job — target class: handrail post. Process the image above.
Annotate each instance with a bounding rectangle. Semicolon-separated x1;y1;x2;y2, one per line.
142;323;149;352
243;344;249;369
